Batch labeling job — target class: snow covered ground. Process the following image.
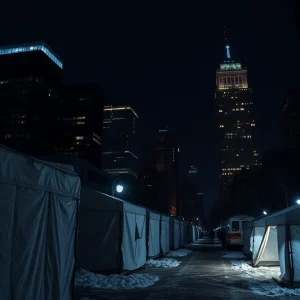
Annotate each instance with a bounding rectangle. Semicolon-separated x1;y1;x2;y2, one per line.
146;258;180;268
222;252;246;259
166;248;193;257
231;261;300;297
75;269;159;290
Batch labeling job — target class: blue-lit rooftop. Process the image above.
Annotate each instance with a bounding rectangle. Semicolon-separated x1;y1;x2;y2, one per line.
0;42;63;69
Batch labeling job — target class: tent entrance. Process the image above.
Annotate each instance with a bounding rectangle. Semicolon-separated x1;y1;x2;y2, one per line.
253;226;279;267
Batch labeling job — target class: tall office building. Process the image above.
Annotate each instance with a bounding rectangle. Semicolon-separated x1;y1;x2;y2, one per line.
155;128;180;216
215;38;259;205
56;84;104;167
0;42;63;156
101;105;139;178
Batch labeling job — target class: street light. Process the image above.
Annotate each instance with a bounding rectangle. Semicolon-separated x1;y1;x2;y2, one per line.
112;179;124;197
263;210;268;216
296;199;300;205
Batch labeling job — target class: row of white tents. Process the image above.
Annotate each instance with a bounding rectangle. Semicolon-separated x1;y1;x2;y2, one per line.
77;187;200;272
242;205;300;288
0;145;200;300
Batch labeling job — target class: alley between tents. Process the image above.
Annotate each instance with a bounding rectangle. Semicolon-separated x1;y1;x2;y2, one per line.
75;237;295;300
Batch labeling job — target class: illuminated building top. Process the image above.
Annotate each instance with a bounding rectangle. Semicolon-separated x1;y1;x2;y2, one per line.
104;105;139;118
0;42;63;69
220;62;242;71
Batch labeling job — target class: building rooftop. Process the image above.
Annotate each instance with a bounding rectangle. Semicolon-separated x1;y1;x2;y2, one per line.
0;42;63;69
104;105;139;118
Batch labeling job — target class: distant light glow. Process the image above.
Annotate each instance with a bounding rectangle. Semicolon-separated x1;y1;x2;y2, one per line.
296;199;300;205
0;43;63;69
225;45;231;59
178;148;180;153
263;211;267;215
159;129;168;132
116;185;124;193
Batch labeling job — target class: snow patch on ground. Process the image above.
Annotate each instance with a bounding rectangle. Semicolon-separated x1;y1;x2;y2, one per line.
231;261;300;296
146;258;180;268
222;252;246;259
166;249;193;257
75;269;159;290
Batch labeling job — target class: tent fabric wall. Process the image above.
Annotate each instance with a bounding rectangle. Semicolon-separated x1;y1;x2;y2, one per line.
77;187;123;272
243;221;254;257
169;218;174;249
147;211;160;258
122;203;147;270
160;215;170;254
0;146;80;300
180;221;185;246
173;219;181;249
78;187;147;272
279;225;300;287
251;227;266;261
187;224;194;242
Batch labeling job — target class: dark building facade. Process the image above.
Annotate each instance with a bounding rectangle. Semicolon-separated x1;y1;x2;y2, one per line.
181;166;204;224
56;84;104;167
280;89;300;149
155;129;180;216
215;42;259;206
101;105;139;178
0;42;63;156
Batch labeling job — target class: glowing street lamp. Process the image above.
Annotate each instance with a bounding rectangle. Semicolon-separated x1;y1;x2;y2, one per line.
296;199;300;205
112;179;124;197
263;210;268;216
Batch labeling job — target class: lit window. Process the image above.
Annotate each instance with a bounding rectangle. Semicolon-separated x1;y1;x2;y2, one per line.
77;116;86;120
251;123;255;127
240;108;244;111
75;136;84;140
219;109;223;112
219;125;224;128
76;121;85;125
4;133;12;139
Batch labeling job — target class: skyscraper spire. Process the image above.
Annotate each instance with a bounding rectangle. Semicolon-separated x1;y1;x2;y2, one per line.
224;28;231;60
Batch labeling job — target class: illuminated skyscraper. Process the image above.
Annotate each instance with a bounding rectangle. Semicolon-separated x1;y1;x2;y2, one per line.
215;37;259;205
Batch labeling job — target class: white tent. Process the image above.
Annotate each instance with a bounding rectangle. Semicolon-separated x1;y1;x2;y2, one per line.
160;215;170;254
180;221;186;246
187;224;195;242
193;226;197;241
0;146;80;300
251;205;300;288
169;217;174;249
147;211;160;258
77;187;146;272
173;218;181;249
243;220;254;257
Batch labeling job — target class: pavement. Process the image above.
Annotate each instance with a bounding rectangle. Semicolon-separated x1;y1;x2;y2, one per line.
75;237;293;300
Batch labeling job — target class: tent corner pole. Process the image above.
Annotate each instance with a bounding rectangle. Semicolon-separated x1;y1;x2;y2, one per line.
71;198;80;300
286;224;294;288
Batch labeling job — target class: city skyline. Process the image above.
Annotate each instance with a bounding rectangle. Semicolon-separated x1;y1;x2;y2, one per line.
1;0;300;216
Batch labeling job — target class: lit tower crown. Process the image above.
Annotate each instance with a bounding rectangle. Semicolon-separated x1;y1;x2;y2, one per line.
216;31;248;90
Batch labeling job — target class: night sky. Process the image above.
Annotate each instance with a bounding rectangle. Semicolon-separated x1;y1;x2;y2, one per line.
2;0;300;215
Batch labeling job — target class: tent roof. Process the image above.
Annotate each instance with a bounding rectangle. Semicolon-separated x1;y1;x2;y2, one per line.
80;186;146;215
161;215;169;222
0;145;80;198
148;211;160;220
254;205;300;226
